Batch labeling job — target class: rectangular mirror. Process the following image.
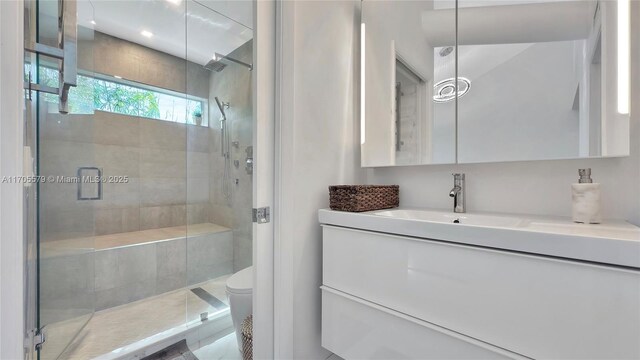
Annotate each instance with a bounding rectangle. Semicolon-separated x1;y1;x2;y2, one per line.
360;0;630;167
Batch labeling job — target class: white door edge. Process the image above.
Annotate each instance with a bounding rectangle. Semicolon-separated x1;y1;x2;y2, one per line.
253;0;277;358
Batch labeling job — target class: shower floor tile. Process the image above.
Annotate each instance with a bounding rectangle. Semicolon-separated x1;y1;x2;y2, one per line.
55;274;232;360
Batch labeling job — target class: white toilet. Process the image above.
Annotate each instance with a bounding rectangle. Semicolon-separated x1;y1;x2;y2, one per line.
226;266;253;351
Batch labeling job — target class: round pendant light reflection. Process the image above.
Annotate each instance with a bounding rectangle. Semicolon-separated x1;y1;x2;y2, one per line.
433;77;471;103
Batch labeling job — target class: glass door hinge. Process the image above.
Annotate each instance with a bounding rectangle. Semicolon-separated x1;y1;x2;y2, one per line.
25;327;46;351
252;207;270;224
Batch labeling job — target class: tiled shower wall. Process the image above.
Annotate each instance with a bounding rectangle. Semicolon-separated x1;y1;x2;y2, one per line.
40;31;212;242
41;33;253;273
40;111;212;241
79;31;210;98
208;40;254;271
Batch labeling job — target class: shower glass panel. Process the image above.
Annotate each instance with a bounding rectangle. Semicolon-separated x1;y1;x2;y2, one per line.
33;0;97;359
30;0;254;357
185;0;254;332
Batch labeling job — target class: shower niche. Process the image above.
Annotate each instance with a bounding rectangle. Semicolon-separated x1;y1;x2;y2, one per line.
361;0;630;167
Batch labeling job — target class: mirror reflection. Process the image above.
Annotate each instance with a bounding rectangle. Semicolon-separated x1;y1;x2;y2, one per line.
361;0;456;167
361;0;630;167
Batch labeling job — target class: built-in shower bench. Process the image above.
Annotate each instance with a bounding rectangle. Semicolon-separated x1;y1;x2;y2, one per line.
39;222;235;311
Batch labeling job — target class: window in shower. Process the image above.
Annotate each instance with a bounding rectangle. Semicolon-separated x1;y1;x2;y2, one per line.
37;65;207;126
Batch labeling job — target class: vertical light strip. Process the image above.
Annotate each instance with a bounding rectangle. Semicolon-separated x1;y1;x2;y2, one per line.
617;0;630;114
361;22;366;145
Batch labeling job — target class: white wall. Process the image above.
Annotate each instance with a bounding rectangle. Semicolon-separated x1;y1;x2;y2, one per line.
367;1;640;225
0;1;25;359
458;41;580;163
252;1;276;357
279;2;639;359
277;1;365;359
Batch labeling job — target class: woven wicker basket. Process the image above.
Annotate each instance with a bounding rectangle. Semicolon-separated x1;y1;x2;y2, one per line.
329;185;399;212
241;315;253;360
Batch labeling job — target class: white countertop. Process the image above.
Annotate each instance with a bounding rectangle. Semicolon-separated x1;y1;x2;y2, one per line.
318;208;640;268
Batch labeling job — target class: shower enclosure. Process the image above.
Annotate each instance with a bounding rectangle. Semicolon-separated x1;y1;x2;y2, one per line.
24;0;255;358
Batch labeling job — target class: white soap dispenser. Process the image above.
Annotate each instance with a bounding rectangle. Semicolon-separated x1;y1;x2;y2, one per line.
572;168;601;224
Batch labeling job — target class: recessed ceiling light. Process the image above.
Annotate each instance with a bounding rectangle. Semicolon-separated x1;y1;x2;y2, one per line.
141;30;153;38
90;20;96;25
165;0;182;5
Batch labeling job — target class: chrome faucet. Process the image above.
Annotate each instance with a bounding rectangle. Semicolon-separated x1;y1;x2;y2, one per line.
449;173;465;213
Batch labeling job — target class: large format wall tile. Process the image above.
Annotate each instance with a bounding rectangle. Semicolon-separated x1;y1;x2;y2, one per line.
82;32;210;99
92;111;141;147
187;178;210;204
116;244;157;285
233;232;252;272
41;113;93;143
90;232;231;311
40;251;95;324
187;231;233;284
95;209;126;236
140;119;187;151
41;109;214;237
187;126;211;153
40;209;96;242
140;178;186;206
156;239;187;294
94;208;141;236
208;40;254;271
187;203;209;225
139;205;186;230
95;249;118;292
99;178;141;209
140;148;186;178
187;151;210;178
94;243;157;311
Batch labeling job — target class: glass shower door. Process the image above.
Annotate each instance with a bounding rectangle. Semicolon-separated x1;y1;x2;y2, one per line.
185;0;255;334
25;0;97;358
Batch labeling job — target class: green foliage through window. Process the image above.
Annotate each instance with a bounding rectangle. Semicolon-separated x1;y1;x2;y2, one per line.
37;66;206;126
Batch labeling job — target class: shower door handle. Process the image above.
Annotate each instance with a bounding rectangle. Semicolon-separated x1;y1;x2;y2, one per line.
24;0;77;114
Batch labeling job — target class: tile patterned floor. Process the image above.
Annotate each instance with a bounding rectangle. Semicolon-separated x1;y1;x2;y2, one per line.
192;333;241;360
48;275;231;360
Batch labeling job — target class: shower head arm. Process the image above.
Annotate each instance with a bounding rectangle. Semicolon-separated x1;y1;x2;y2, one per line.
214;53;253;71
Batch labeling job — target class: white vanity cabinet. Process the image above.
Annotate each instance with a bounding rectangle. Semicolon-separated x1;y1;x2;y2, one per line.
320;210;640;360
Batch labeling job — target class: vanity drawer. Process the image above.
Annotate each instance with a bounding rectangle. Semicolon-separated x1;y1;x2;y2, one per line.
322;225;640;359
322;287;523;360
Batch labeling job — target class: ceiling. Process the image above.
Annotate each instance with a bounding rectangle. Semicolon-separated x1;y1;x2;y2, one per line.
434;0;580;9
72;0;253;66
425;1;594;46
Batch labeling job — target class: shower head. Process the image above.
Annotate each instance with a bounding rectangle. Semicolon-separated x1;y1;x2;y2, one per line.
205;59;227;72
215;96;227;120
204;52;253;72
439;46;454;57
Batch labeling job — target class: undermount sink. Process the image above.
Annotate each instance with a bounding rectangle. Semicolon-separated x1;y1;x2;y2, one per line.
373;209;525;228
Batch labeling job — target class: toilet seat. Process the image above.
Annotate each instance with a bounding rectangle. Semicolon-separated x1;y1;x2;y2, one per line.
226;266;253;295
